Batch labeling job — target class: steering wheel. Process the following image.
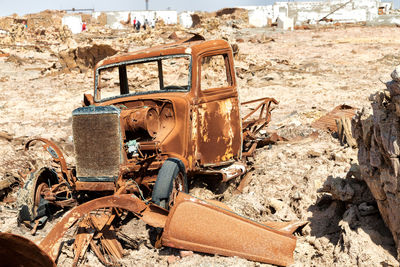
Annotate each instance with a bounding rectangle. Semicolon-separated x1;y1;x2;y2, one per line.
162;85;186;90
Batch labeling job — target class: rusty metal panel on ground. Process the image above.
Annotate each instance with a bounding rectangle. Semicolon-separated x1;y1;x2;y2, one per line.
162;192;297;266
312;104;357;132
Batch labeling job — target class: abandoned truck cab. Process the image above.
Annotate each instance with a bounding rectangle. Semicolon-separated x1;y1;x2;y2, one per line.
77;37;243;192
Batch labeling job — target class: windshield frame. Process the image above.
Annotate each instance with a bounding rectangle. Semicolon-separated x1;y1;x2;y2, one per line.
94;54;192;103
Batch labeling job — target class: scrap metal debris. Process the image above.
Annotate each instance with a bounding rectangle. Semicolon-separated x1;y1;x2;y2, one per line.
311;104;357;132
36;193;303;266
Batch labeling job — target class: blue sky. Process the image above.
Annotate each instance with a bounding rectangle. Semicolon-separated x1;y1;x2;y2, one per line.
1;0;398;17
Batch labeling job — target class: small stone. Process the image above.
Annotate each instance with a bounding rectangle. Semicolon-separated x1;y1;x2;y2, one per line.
358;202;377;216
179;250;193;258
277;152;285;160
301;224;311;235
330;152;347;163
346;164;361;180
268;198;285;211
306;235;316;246
314;239;324;252
292;191;302;200
167;255;179;264
307;149;321;158
391;65;400;82
288;118;301;127
262;72;280;81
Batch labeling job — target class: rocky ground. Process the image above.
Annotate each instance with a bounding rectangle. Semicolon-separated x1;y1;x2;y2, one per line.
1;16;400;266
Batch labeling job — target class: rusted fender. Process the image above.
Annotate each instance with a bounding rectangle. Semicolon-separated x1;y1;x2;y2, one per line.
0;232;56;267
40;194;168;261
25;138;69;182
162;192;297;266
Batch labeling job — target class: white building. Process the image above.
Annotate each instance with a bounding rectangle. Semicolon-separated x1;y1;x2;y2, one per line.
62;15;83;34
92;10;178;29
242;0;388;27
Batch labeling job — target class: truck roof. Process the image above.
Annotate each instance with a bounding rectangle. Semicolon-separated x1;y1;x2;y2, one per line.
95;36;231;70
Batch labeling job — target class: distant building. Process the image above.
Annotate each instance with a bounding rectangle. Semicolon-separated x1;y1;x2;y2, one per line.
241;0;392;27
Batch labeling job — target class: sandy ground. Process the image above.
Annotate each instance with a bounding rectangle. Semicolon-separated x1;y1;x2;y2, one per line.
1;25;400;266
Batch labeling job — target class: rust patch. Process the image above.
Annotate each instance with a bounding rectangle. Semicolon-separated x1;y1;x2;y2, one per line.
197;97;241;165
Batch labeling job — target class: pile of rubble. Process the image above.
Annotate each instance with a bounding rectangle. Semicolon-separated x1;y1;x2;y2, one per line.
353;66;400;257
0;8;260;77
58;42;117;73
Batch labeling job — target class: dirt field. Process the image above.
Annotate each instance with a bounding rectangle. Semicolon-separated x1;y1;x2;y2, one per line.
1;23;400;266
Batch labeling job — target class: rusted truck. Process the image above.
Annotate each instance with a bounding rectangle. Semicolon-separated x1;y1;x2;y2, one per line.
11;35;302;266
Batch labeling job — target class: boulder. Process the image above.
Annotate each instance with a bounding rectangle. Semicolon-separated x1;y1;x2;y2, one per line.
353;65;400;257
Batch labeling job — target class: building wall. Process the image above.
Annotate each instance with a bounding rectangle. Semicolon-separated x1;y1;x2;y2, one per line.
92;10;177;29
242;0;382;27
179;11;194;28
62;0;389;32
240;6;274;27
288;0;379;24
62;15;83;34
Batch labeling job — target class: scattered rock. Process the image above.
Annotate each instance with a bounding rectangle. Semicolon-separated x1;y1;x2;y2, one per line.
167;255;179;264
58;44;117;73
0;131;13;141
179;250;193;258
0;173;19;199
307;149;321;158
190;14;201;27
168;32;179;40
5;54;25;65
358;202;377;216
391;65;400;82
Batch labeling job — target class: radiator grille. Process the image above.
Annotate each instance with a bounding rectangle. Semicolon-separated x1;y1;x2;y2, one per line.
72;106;121;182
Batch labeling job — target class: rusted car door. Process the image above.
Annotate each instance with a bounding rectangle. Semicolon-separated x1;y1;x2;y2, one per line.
196;50;242;166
